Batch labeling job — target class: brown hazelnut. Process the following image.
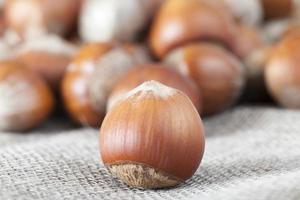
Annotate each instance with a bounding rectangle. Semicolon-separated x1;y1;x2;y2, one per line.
265;34;300;108
5;0;82;38
79;0;163;42
164;43;245;115
61;43;150;127
149;0;238;58
0;61;54;131
14;34;77;91
108;63;202;112
100;81;205;189
261;0;293;19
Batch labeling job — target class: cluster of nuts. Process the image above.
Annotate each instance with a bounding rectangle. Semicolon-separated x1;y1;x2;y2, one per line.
1;0;300;189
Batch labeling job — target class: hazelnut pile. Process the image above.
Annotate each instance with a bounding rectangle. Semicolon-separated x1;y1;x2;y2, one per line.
0;0;300;189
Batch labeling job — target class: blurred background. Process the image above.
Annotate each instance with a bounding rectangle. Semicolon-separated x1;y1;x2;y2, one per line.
1;0;300;132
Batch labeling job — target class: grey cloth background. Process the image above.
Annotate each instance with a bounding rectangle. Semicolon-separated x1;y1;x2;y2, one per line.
0;106;299;200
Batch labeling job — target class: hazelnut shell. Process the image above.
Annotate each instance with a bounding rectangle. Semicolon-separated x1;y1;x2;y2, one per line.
165;43;245;115
62;43;150;126
265;34;300;108
150;0;238;58
14;35;77;91
100;81;205;189
0;61;54;131
5;0;82;37
62;43;114;127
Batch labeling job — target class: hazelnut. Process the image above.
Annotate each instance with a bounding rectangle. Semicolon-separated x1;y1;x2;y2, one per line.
100;81;205;189
149;0;238;58
265;34;300;108
261;0;293;19
221;0;263;26
79;0;162;42
108;63;202;112
164;43;245;115
0;61;54;131
61;43;150;127
5;0;82;38
14;34;77;91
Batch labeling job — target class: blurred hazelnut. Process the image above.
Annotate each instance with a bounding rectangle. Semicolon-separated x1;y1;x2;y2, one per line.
14;34;77;91
149;0;238;58
265;34;300;108
5;0;82;38
0;61;54;131
108;63;202;112
61;43;150;127
164;43;245;115
100;81;205;189
221;0;263;26
79;0;162;42
261;0;293;19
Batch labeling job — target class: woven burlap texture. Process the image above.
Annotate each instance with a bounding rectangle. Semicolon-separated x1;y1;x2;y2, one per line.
0;106;299;200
